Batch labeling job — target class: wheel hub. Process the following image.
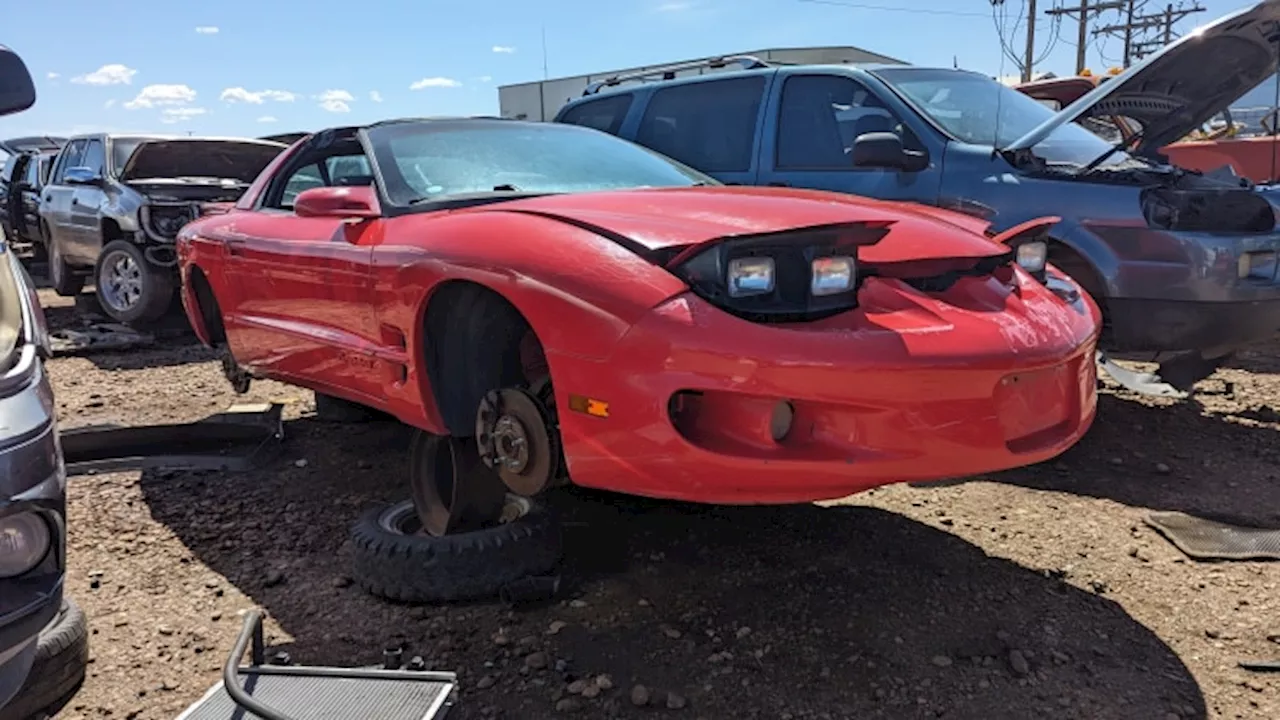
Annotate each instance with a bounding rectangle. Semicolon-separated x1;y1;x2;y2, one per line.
100;251;142;312
476;387;559;497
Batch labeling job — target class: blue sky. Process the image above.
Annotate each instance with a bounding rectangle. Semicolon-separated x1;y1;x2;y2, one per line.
0;0;1261;140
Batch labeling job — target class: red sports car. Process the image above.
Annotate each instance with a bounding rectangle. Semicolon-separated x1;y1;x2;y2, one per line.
176;117;1099;542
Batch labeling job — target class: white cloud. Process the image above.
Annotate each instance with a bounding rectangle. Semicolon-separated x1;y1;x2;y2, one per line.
257;115;278;123
219;87;297;104
124;84;197;109
657;1;690;9
315;89;354;113
409;77;461;90
72;64;137;86
195;26;219;34
369;90;383;102
492;45;516;54
46;72;59;80
104;99;116;109
160;107;207;124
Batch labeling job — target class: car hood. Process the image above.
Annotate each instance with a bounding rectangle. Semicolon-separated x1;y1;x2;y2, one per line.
120;138;287;184
474;186;1015;263
1005;0;1280;157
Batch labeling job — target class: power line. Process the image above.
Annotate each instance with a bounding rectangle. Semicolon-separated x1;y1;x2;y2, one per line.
794;0;990;18
1093;0;1206;66
1044;0;1128;74
992;0;1063;81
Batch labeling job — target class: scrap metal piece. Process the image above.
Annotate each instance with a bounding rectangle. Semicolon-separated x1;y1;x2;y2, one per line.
60;402;285;476
1095;351;1189;399
49;324;155;356
1145;510;1280;561
1239;660;1280;673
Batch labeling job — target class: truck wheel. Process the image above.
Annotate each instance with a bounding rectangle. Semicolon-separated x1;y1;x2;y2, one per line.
94;240;174;324
0;598;90;720
47;235;84;297
350;496;562;603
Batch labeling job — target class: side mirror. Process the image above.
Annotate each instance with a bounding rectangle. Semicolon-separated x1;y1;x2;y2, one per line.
63;166;103;186
294;185;380;219
852;132;929;172
0;46;36;117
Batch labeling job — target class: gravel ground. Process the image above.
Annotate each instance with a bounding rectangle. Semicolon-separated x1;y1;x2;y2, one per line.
27;276;1280;720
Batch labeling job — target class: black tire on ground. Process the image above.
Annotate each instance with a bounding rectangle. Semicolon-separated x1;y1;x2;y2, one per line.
351;497;562;603
93;240;174;325
0;597;90;720
46;234;84;298
314;392;382;423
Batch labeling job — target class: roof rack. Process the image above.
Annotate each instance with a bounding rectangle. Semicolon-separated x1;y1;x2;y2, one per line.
582;55;772;96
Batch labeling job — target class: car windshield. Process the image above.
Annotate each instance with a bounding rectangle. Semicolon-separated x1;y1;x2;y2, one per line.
366;120;717;206
109;136;161;178
872;67;1137;169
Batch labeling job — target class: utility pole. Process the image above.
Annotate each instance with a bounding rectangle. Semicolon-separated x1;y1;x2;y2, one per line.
1045;0;1126;74
1094;1;1206;65
1024;0;1038;82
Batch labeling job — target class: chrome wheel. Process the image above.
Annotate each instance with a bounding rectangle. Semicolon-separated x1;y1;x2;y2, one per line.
98;249;144;313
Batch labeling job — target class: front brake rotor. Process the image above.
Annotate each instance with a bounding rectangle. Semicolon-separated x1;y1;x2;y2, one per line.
476;387;559;496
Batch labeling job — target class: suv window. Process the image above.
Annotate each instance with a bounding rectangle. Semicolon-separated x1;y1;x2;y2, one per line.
24;156;40;186
776;74;917;170
80;139;106;176
52;139;86;184
559;94;633;135
635;76;765;173
0;155;16;183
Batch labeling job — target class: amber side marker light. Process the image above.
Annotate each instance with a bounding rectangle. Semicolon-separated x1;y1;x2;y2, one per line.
568;394;610;418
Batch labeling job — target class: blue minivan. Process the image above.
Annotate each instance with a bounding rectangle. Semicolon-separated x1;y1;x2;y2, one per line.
555;0;1280;395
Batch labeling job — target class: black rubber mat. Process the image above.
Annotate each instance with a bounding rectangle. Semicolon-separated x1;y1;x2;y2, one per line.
176;671;455;720
1145;511;1280;561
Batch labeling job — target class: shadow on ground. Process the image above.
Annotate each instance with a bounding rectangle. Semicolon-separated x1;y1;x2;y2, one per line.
993;393;1280;526
136;416;1206;720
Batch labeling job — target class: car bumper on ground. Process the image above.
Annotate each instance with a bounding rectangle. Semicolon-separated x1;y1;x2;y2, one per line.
552;273;1100;504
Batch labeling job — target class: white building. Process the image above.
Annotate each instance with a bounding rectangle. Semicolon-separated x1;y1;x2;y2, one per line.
498;45;909;122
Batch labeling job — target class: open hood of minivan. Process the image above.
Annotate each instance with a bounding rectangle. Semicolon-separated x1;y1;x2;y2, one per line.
120;137;287;184
1005;0;1280;157
0;135;65;155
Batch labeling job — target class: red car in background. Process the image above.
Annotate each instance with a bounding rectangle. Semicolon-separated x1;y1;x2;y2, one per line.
175;118;1100;599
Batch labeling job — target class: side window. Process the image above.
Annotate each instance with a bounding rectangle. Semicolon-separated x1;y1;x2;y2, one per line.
51;140;86;184
279;163;324;208
559;94;633;135
1;156;16;183
24;157;39;186
325;155;373;186
80;139;106;176
776;75;916;171
635;77;765;173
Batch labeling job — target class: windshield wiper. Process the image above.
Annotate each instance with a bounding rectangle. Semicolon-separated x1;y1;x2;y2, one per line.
1078;129;1145;176
492;183;520;192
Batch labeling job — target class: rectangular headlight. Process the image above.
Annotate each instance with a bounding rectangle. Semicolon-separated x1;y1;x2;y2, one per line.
1015;240;1048;274
727;257;775;297
811;256;856;296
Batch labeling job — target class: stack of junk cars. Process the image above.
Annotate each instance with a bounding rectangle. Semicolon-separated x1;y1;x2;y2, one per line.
3;1;1280;718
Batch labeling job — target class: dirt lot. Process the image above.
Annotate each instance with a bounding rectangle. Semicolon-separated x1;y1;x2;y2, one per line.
30;277;1280;720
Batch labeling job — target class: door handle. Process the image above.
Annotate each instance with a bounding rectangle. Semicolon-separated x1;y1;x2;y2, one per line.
71;198;79;205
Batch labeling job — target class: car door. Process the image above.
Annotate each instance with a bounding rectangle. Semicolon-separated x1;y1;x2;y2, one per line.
217;154;382;403
66;137;107;262
628;75;772;186
757;72;944;203
18;155;43;241
41;139;84;259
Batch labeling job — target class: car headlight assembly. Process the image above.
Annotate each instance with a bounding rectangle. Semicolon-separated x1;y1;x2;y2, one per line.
667;222;890;322
0;512;51;578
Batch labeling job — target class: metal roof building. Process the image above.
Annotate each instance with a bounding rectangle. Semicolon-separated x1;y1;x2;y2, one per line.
498;45;910;122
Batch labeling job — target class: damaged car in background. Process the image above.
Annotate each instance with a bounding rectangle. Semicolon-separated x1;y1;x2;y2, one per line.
38;134;287;324
554;0;1280;397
